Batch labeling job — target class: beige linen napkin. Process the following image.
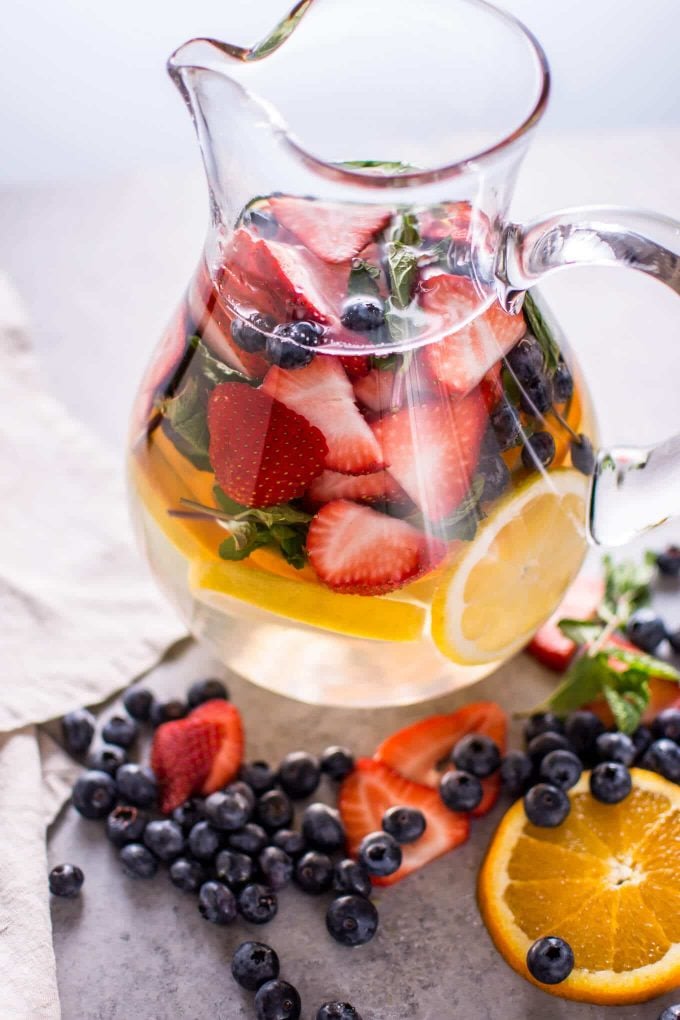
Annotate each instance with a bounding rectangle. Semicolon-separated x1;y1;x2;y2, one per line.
0;275;185;1018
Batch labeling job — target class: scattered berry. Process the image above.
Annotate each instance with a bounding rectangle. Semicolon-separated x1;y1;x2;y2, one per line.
439;770;483;812
451;734;501;778
499;751;533;797
382;805;426;844
106;805;147;847
317;1004;362;1020
294;851;334;894
256;789;294;832
169;857;205;893
172;798;205;832
187;678;229;708
490;403;521;451
238;883;279;924
519;374;553;416
358;831;402;877
271;829;307;858
205;788;252;832
228;823;268;856
659;1006;680;1020
670;630;680;655
571;435;595;475
657;546;680;578
526;936;574;984
119;843;158;879
564;711;605;760
87;744;127;776
524;712;564;743
188;820;222;860
115;764;158;808
215;850;254;889
231;313;276;354
62;709;95;756
72;770;117;820
277;751;322;799
590;762;632;804
626;608;667;654
333;859;372;899
49;863;84;898
632;725;653;759
552;362;574;403
255;979;301;1020
150;699;187;727
341;299;385;333
326;894;378;947
521;431;555;470
259;846;294;890
267;321;325;368
102;715;138;749
524;783;570;827
242;206;279;238
506;337;544;384
596;731;636;766
653;708;680;743
320;746;355;782
226;780;257;813
642;739;680;782
198;880;237;925
301;803;346;853
232;940;280;991
143;819;185;861
527;731;572;765
539;750;582;791
122;687;153;722
479;453;510;503
239;760;276;794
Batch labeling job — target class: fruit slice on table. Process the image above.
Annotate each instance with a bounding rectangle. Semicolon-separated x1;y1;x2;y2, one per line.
527;574;605;672
479;768;680;1004
431;469;588;666
374;702;507;817
189;557;426;643
269;197;392;264
151;700;243;813
339;758;470;886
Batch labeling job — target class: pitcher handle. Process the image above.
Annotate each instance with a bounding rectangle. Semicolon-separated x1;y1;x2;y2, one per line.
498;206;680;546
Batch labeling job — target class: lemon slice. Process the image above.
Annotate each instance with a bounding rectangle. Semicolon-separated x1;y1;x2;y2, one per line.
479;769;680;1005
431;469;588;665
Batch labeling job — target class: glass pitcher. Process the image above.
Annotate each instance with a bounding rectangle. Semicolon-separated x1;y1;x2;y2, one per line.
128;0;680;707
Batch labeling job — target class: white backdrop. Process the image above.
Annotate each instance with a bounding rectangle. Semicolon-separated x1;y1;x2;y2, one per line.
1;0;679;185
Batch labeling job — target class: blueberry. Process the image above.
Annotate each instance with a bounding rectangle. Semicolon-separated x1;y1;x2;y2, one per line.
552;362;574;403
524;712;565;743
205;789;252;831
242;206;279;239
122;687;153;722
169;857;206;893
49;863;84;898
259;846;293;890
341;299;386;333
521;431;556;471
642;739;680;782
590;762;632;804
62;709;95;756
149;699;187;727
317;1003;362;1020
631;725;653;759
526;936;574;984
524;783;570;827
72;770;117;820
87;744;127;776
231;313;276;355
198;880;237;925
439;769;483;812
115;764;158;808
172;797;205;832
119;843;158;879
653;708;680;743
106;805;147;847
479;453;510;503
490;403;521;451
657;546;680;578
228;823;268;856
256;789;294;832
238;883;279;924
506;336;544;384
144;819;185;861
451;734;501;778
670;630;680;655
188;820;222;860
226;780;257;813
255;979;301;1020
320;746;355;782
596;732;636;766
232;940;280;992
326;894;378;947
101;715;138;749
571;435;595;476
499;751;534;797
382;805;426;844
626;608;667;654
277;751;321;799
239;760;276;794
519;375;553;416
527;732;573;765
357;831;402;877
187;677;229;708
267;321;325;369
564;711;605;760
301;803;346;853
539;750;582;791
333;859;372;899
659;1006;680;1020
215;849;254;888
294;851;334;894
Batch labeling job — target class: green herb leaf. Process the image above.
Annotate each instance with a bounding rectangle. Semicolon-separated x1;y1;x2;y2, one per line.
160;376;211;470
337;160;419;175
218;522;270;561
523;292;561;374
543;652;614;716
370;353;402;372
601;553;655;621
212;487;311;569
437;477;485;542
386;245;419;309
557;618;606;645
604;645;680;681
348;258;381;298
602;683;648;735
188;336;254;387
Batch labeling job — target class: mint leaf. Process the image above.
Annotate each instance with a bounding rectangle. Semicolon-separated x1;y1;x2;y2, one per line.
557;618;606;645
211;487;311;569
219;522;270;561
601;553;655;621
337;160;419;175
370;353;402;372
348;258;381;298
386;246;419;309
602;684;647;734
160;377;211;470
188;336;254;387
438;477;485;542
543;653;613;716
523;292;561;374
603;645;680;681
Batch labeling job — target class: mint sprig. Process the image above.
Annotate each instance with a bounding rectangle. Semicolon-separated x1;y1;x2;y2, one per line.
384;213;421;343
348;258;381;298
523;292;561;374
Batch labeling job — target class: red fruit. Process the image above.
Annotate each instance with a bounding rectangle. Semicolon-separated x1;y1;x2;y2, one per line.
527;575;605;671
374;702;508;818
338;758;470;886
151;700;243;814
418;201;476;242
306;469;412;512
262;358;385;474
353;369;398;414
370;389;487;523
207;383;328;507
307;500;445;595
338;354;371;381
417;275;526;398
269;197;392;264
132;307;188;433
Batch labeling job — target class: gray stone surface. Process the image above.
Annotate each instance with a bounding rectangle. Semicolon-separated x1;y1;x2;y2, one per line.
49;634;680;1020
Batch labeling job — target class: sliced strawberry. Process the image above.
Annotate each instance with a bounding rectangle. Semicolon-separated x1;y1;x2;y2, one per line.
306;469;412;512
307;500;445;595
339;758;469;885
527;575;605;671
262;358;385;474
338;354;371;381
374;702;508;818
418;202;475;242
370;389;487;523
353;369;398;414
353;366;437;415
133;305;189;432
207;383;328;507
417;275;526;398
269;197;392;264
151;700;243;814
